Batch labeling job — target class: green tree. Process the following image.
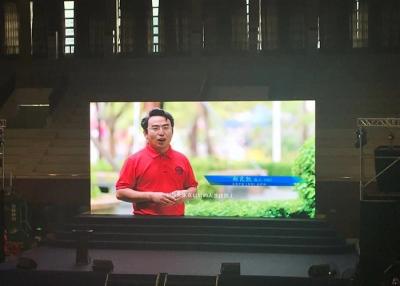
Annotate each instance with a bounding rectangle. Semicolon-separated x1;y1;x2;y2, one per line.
292;137;315;217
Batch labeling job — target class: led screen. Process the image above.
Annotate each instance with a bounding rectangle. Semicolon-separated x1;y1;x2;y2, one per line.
90;101;315;218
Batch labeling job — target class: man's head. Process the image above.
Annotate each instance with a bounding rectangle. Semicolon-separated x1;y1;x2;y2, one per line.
141;108;174;154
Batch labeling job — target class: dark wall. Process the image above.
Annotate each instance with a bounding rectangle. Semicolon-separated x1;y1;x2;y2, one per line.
2;52;400;238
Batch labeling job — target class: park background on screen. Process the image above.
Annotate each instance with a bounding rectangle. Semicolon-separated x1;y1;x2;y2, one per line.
90;101;315;218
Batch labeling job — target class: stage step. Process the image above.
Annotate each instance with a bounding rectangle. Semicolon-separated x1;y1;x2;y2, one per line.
57;223;338;236
48;215;355;254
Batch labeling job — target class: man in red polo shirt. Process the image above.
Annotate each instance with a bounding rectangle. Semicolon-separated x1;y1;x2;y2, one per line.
115;108;198;215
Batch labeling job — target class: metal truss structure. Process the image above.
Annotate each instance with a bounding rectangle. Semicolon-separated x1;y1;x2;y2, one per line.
357;118;400;128
357;118;400;200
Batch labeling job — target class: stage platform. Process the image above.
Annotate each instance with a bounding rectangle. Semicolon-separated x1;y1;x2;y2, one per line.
1;246;357;277
1;215;358;285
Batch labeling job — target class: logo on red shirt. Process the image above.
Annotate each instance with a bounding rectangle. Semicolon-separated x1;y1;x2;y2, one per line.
175;166;184;175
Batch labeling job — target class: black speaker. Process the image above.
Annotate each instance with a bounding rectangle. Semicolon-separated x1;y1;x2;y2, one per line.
308;264;337;278
92;259;114;273
360;200;400;286
220;263;240;276
374;146;400;193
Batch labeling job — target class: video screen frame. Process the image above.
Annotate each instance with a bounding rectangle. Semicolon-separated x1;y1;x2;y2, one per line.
90;100;315;218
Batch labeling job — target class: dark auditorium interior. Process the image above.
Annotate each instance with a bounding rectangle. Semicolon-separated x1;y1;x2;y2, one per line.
1;0;400;285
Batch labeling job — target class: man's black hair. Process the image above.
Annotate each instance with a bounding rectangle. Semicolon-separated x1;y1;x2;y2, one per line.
141;108;174;132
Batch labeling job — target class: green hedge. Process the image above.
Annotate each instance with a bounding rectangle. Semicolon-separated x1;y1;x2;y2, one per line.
185;199;307;218
292;138;315;217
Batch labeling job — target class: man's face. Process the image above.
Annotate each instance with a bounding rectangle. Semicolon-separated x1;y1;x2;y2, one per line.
145;115;173;154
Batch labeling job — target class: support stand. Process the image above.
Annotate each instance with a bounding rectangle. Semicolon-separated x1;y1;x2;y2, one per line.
72;229;93;265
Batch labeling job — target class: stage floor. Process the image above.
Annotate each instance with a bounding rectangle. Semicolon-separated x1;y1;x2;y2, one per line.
1;246;358;278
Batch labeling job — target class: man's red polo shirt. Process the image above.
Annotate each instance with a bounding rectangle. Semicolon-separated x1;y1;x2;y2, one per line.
115;144;198;215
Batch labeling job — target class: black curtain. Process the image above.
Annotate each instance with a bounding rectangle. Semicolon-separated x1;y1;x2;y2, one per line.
160;0;191;55
381;0;400;50
32;0;48;57
75;0;107;57
215;0;232;52
230;0;246;51
202;0;235;54
261;0;279;50
32;0;63;57
287;0;307;50
275;0;306;51
261;0;307;51
202;0;217;54
120;0;150;56
319;0;352;51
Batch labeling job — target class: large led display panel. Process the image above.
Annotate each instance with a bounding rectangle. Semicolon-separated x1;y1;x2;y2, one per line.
90;101;315;218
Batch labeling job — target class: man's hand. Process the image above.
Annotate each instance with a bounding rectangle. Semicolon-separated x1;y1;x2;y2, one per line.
150;192;177;205
171;190;189;204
